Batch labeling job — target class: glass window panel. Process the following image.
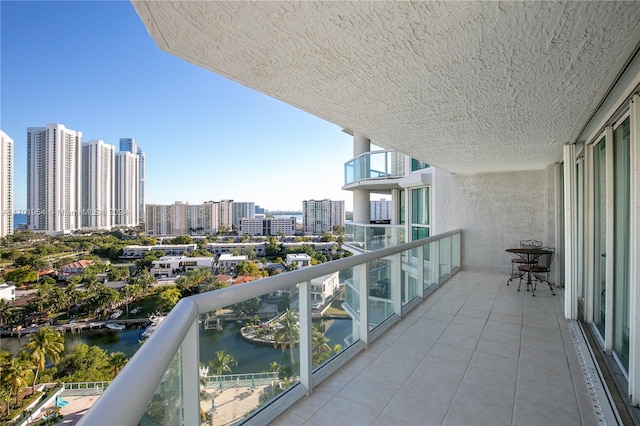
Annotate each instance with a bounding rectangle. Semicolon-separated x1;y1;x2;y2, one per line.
613;117;630;371
411;187;430;226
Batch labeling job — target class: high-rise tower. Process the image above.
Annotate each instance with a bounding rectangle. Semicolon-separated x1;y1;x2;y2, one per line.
115;150;139;227
82;140;115;229
119;138;146;224
27;124;82;233
0;130;13;237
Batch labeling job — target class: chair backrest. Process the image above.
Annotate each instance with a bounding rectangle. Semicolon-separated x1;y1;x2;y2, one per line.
537;247;555;270
520;239;543;249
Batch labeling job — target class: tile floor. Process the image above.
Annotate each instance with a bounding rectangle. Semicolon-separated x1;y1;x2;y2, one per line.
271;271;602;426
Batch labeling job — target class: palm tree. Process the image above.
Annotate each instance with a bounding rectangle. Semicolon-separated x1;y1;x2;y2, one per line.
109;352;129;377
273;309;299;367
24;326;64;394
1;356;33;405
311;325;332;367
209;350;237;375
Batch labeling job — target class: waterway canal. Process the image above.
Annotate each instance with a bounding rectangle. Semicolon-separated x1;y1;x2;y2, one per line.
1;318;352;374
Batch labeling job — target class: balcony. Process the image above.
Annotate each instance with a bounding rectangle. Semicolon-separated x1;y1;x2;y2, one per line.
344;222;406;252
80;229;615;425
343;150;405;190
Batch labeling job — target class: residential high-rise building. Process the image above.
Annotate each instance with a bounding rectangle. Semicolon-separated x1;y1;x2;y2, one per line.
0;130;13;237
115;150;139;227
27;124;82;234
137;147;146;224
201;201;219;235
119;138;146;224
302;199;345;234
82;140;115;229
232;201;255;227
218;199;233;232
370;199;392;222
145;204;172;236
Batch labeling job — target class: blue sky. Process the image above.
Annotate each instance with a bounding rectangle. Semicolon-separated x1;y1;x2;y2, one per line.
1;1;354;212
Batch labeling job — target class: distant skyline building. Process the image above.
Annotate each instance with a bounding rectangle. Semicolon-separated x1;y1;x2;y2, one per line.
232;201;255;227
302;199;345;234
27;123;82;234
119;138;146;224
370;199;392;222
218;199;233;232
115;150;139;227
82;140;115;229
239;217;296;236
0;130;13;237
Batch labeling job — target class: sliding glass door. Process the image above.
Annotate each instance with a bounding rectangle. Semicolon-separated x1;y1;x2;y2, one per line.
613;116;630;370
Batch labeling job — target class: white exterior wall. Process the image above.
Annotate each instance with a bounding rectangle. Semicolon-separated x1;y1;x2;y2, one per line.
115;150;139;227
433;167;556;273
82;140;115;229
27;124;82;233
0;131;13;237
310;272;340;304
0;283;16;302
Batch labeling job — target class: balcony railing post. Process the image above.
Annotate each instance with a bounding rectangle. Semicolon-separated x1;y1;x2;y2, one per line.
433;240;440;284
181;319;200;426
358;263;370;344
391;253;402;316
299;280;313;394
417;245;425;298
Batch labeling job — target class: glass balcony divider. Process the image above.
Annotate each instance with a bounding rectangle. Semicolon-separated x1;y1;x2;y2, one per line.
81;230;461;426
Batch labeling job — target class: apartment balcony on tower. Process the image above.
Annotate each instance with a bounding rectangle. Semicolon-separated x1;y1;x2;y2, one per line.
81;2;640;426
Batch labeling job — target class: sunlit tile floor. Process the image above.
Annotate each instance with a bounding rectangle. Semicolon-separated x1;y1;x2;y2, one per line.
272;271;601;426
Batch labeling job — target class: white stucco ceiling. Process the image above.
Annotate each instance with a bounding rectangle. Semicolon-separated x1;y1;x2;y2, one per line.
133;1;640;174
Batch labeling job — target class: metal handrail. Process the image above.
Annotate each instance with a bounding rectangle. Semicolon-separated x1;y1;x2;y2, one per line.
81;229;461;425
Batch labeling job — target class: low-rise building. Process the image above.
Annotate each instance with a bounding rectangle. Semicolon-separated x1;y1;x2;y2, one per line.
206;243;266;257
59;259;95;281
0;283;16;302
310;272;340;308
150;256;215;278
121;244;198;258
286;253;311;269
218;253;248;272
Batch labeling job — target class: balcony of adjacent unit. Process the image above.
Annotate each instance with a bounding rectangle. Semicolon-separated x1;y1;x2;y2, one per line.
80;229;617;426
344;222;406;252
343;150;406;191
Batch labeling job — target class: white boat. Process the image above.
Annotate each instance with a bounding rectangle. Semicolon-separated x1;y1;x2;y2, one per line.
110;309;123;319
106;323;125;331
141;315;166;338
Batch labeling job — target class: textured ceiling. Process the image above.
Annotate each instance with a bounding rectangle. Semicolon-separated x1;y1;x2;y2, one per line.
133;1;640;174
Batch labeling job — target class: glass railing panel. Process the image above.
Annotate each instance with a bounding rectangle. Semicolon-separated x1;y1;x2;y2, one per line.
451;233;461;272
198;283;301;424
439;237;451;281
423;241;436;291
368;257;394;329
345;223;405;251
344;151;405;185
402;248;420;306
139;347;184;425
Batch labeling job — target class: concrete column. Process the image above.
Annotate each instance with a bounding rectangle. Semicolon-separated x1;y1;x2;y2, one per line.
353;190;370;224
352;132;371;224
353;133;370;157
